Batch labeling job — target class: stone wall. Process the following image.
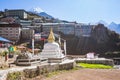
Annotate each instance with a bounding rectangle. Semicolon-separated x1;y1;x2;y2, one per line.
24;62;75;78
76;59;114;66
7;60;75;79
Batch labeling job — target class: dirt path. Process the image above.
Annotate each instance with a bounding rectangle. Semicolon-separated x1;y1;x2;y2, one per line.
42;69;120;80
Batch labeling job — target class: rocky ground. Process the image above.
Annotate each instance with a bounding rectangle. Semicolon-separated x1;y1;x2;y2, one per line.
40;69;120;80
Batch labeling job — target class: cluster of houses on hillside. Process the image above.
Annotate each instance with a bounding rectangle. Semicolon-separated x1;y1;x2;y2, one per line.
0;9;95;43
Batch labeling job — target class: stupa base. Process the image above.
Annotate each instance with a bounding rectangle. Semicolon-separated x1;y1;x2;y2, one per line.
48;57;66;63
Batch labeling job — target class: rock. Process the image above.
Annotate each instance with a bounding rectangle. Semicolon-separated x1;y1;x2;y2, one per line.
91;24;109;43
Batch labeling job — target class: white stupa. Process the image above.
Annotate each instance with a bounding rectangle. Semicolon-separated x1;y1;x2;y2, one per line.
40;28;65;63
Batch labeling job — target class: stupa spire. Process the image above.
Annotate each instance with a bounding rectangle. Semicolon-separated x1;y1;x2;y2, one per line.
48;28;55;43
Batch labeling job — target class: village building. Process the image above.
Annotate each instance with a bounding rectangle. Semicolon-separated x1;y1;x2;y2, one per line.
5;9;28;19
0;23;22;42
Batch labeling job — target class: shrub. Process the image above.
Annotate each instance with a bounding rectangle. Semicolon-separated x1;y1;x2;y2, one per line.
14;50;21;55
79;63;113;69
0;62;9;69
105;51;120;58
7;71;22;80
0;51;8;57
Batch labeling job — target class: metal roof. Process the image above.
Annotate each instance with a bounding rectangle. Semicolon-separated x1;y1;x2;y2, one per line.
0;36;11;42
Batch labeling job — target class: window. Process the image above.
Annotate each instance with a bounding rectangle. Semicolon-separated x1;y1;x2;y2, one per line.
6;28;8;30
10;28;12;30
4;31;8;33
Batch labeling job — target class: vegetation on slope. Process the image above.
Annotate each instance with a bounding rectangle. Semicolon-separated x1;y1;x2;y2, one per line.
79;63;113;69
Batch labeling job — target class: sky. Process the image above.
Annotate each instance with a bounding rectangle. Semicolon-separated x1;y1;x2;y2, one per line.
0;0;120;24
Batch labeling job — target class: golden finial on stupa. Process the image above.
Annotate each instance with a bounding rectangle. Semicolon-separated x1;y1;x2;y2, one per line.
48;28;55;43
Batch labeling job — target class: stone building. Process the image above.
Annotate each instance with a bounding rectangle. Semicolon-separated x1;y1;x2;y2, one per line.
21;28;34;41
0;23;22;42
0;17;15;23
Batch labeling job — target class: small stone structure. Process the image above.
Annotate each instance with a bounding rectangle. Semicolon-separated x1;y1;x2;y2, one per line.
16;52;42;66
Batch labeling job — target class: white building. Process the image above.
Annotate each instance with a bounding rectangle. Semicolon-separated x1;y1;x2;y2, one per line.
30;22;93;37
16;20;32;27
5;9;28;19
32;18;43;24
75;24;93;37
59;23;75;35
33;23;76;35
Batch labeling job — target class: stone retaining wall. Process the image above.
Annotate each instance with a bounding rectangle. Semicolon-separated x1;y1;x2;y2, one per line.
6;58;114;80
75;59;114;66
7;60;75;79
24;61;75;78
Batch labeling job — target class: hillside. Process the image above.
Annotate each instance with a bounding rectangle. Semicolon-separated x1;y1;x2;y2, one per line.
27;12;43;20
62;24;120;56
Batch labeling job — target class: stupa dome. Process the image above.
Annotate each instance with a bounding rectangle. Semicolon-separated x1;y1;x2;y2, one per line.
44;42;60;50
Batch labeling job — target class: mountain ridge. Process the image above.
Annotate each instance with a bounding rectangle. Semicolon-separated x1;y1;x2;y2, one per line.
97;20;120;34
108;22;120;34
38;12;53;19
29;8;54;19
